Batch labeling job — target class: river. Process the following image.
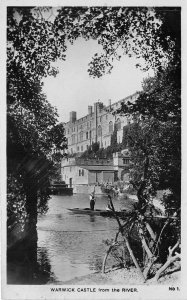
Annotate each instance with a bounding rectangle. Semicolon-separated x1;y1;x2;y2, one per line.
37;193;135;284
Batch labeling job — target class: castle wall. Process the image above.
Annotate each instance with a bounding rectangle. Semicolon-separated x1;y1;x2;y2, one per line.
61;165;89;187
64;92;138;154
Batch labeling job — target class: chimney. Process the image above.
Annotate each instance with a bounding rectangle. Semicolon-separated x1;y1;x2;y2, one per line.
70;111;77;123
108;99;111;107
88;106;93;115
94;102;98;113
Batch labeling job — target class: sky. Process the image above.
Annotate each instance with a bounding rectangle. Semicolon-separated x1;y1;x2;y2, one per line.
42;38;154;123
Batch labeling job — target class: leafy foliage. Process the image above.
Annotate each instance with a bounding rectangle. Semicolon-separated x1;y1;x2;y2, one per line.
7;7;68;242
118;68;180;213
110;123;122;153
54;7;180;77
7;173;28;235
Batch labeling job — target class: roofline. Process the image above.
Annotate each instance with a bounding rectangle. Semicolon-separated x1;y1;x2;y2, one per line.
64;91;140;125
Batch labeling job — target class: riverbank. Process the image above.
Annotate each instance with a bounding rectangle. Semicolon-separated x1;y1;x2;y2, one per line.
61;267;180;285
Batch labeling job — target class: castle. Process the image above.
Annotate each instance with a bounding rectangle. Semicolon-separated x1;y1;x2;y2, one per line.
61;92;138;193
63;92;138;155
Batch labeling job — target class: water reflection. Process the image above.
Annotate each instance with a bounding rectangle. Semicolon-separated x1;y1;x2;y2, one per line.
7;237;56;284
36;248;57;284
89;215;96;222
56;213;63;220
36;194;135;283
8;194;135;284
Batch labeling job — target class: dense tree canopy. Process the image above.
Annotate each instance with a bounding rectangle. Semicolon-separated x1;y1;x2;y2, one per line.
7;7;67;243
54;7;180;76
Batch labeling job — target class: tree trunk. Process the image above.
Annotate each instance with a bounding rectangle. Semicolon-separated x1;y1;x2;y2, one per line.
153;242;180;282
24;173;38;238
109;198;145;281
7;171;38;284
145;221;157;241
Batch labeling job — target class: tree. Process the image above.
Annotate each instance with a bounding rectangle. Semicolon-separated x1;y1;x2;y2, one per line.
113;62;181;280
54;7;180;76
110;123;118;152
7;7;68;251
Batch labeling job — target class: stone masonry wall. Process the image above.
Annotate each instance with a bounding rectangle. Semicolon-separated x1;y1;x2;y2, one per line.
64;92;138;155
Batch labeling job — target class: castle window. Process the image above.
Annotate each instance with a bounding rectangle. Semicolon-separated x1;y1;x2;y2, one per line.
80;131;83;142
109;121;113;133
81;145;83;151
98;125;102;137
77;146;79;151
79;169;84;176
116;118;121;131
123;158;130;165
106;115;108;120
72;134;76;144
86;132;89;139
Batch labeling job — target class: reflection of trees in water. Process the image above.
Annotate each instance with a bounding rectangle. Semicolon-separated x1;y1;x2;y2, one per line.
7;234;56;284
89;215;96;223
35;247;57;284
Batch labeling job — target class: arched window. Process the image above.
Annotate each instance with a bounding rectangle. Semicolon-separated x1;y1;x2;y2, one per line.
109;121;113;133
80;131;83;142
116;118;121;131
72;134;76;144
98;125;102;137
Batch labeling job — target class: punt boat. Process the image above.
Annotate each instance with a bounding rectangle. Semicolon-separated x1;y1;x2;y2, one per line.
67;208;127;217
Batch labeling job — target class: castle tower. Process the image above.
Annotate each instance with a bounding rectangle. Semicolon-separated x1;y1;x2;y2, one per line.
70;111;77;123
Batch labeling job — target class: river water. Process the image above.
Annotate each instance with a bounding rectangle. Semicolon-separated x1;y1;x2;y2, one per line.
37;194;135;284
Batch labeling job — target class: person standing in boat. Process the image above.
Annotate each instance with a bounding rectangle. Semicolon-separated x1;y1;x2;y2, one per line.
89;192;96;210
106;194;113;211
